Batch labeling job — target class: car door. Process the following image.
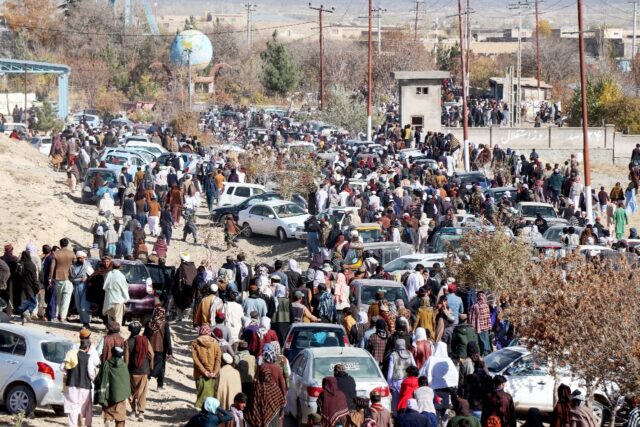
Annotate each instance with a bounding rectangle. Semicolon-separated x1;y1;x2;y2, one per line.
246;206;266;234
504;355;556;412
233;186;251;204
262;206;278;236
0;330;27;391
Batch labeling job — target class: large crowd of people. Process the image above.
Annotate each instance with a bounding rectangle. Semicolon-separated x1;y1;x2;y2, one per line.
1;107;639;427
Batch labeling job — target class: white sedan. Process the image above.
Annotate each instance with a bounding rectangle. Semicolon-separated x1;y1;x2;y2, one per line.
485;346;610;423
286;347;391;424
238;200;309;241
384;253;447;280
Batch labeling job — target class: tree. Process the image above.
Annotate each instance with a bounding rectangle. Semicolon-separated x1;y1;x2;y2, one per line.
444;228;531;295
5;0;60;49
538;19;552;38
437;44;461;76
35;101;64;132
507;255;640;425
319;88;375;134
260;31;301;97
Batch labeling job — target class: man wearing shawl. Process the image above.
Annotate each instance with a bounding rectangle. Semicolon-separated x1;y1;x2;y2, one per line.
95;347;131;427
145;299;173;390
317;376;349;427
216;353;241;411
245;346;286;427
192;324;222;409
123;321;153;422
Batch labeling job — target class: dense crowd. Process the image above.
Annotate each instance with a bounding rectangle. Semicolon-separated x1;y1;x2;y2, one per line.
1;108;640;427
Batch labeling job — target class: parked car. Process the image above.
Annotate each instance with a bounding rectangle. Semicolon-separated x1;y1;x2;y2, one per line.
99;151;148;173
87;259;155;321
283;323;349;362
110;118;133;128
0;324;73;415
154;152;202;176
348;223;383;243
3;123;27;137
455;171;490;189
238;200;310;241
29;136;52;156
211;192;297;223
72;113;101;128
516;202;568;226
81;168;118;204
343;242;414;270
294;206;358;241
125;140;167;157
484;186;517;204
484;346;610;425
285;347;391;424
384;253;448;280
349;279;409;312
219;183;267;207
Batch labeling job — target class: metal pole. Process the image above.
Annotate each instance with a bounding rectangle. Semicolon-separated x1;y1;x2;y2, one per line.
23;66;27;121
310;4;335;111
367;0;373;141
466;0;471;98
535;0;542;101
633;1;638;59
517;9;522;125
414;0;420;41
458;0;469;171
187;49;193;112
577;0;592;223
245;4;250;46
377;9;382;54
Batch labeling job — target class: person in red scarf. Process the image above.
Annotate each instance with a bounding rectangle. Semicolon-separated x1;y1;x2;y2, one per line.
397;365;421;413
318;376;350;427
123;321;154;422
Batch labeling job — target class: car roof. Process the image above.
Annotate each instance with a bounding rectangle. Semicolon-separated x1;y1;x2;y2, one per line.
361;241;412;249
518;202;554;207
88;257;145;266
226;182;265;188
290;322;344;330
497;346;529;355
0;324;72;342
395;253;446;260
302;346;376;358
256;199;297;207
351;279;403;287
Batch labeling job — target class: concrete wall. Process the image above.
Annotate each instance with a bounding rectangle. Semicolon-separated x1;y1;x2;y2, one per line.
399;80;442;132
442;125;625;165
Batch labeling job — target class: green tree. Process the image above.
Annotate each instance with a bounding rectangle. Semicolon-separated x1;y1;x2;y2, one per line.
260;31;301;97
35;101;64;132
319;88;378;134
436;44;460;74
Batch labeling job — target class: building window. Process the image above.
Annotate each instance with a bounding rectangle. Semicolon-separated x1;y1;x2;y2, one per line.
411;116;424;127
415;87;429;95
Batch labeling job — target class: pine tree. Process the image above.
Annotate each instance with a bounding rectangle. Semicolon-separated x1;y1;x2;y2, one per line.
260;31;301;97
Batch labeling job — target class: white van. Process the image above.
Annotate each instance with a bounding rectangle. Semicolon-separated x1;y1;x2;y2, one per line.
3;123;27;136
219;183;266;206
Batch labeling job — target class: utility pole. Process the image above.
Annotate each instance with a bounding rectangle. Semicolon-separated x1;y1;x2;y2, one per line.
367;0;373;141
633;1;638;60
458;0;469;171
309;3;335;111
508;1;529;126
534;0;541;101
577;0;592;223
413;0;424;42
24;66;27;118
359;8;386;55
243;3;257;47
466;0;471;98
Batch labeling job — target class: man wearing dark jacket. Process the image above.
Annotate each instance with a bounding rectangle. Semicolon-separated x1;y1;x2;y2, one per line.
482;375;517;427
334;364;357;410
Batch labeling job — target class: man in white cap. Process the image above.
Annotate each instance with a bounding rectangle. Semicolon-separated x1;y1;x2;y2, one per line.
69;250;94;328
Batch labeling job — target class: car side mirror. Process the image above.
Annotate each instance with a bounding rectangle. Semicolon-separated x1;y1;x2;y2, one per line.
268;214;275;219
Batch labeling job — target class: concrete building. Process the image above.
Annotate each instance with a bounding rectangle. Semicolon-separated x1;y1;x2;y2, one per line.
489;77;552;101
393;71;450;132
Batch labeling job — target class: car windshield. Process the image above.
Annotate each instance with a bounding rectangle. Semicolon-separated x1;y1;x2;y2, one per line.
484;349;524;373
360;286;407;305
85;171;116;185
120;263;149;283
105;155;128;165
434;235;463;253
521;205;558;218
273;203;306;218
291;329;345;350
544;227;575;242
41;341;73;364
459;173;486;184
359;229;382;243
384;257;425;272
313;356;380;380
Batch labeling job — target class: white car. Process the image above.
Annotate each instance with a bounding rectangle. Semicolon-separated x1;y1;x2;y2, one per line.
124;140;167;157
219;183;266;206
72;113;101;128
516;202;568;226
238;200;309;241
384;253;447;279
29;136;52;156
286;347;392;424
3;122;27;136
485;346;609;423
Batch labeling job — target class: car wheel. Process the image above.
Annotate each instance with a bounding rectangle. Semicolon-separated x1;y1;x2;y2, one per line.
592;400;609;426
277;227;287;242
242;223;252;238
5;384;36;415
